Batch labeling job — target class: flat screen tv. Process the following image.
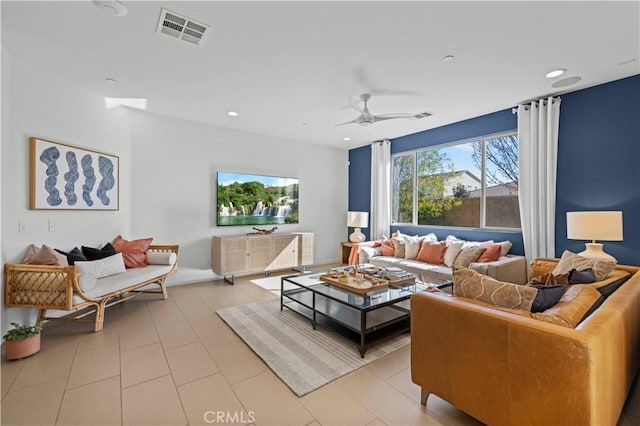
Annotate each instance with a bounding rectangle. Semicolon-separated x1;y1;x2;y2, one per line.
217;171;299;226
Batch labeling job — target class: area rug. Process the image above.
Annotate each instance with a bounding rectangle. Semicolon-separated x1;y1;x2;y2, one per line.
217;298;410;397
249;276;284;291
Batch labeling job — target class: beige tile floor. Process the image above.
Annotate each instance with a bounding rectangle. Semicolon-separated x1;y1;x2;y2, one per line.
1;267;639;426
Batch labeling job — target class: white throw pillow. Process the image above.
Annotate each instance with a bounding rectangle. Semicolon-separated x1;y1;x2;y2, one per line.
443;242;464;267
359;246;381;263
402;235;422;259
147;252;177;265
75;252;126;279
496;241;513;256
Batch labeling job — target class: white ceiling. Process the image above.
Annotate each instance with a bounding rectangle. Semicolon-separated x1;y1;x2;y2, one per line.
2;1;639;150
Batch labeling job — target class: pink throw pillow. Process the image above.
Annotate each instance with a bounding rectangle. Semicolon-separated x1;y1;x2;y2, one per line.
112;235;153;268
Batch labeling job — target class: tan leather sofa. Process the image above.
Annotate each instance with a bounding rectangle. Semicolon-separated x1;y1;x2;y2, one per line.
410;259;640;425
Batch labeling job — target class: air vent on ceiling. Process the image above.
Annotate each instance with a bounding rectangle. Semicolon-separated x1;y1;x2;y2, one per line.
156;8;211;46
412;111;433;120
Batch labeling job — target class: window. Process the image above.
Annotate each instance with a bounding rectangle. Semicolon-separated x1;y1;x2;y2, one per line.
391;132;520;229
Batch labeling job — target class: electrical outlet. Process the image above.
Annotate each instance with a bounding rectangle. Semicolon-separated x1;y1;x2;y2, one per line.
18;221;27;233
48;218;56;232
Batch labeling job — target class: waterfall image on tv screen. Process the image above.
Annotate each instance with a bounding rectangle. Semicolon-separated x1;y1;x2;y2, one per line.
217;171;299;226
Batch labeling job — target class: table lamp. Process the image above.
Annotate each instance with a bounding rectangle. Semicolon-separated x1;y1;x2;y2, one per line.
566;211;623;262
347;211;369;243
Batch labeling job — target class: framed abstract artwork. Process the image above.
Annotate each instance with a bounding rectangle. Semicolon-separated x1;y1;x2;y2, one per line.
30;137;119;210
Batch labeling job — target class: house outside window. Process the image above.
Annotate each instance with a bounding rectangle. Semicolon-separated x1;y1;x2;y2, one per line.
391;131;520;229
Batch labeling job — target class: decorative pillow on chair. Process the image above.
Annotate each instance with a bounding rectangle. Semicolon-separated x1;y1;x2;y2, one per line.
23;244;68;266
552;250;616;281
379;241;395;257
453;267;538;311
568;268;596;284
147;251;178;266
452;246;486;268
443;242;464;267
112;235;153;268
75;252;126;279
391;237;406;258
402;235;423;259
415;241;447;264
528;271;569;286
82;243;117;261
496;241;513;256
528;285;567;313
476;243;502;263
55;247;88;265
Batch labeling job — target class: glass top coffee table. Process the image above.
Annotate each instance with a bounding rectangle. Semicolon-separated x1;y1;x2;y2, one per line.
280;272;451;357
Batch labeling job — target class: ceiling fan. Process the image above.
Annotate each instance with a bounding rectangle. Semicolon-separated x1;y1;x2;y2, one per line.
336;93;415;127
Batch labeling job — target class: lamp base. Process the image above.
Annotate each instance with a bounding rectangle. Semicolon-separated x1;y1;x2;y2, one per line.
349;228;366;243
577;243;617;263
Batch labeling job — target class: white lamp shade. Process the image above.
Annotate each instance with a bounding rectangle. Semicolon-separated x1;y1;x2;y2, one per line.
347;211;369;228
566;211;623;241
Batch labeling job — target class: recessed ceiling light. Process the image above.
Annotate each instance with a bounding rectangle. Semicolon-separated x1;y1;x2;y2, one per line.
105;77;116;84
226;111;239;117
545;68;567;78
92;0;127;17
343;137;351;141
104;97;147;110
552;76;582;88
443;55;455;62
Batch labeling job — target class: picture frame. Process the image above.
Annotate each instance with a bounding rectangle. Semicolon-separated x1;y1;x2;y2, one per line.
30;137;119;210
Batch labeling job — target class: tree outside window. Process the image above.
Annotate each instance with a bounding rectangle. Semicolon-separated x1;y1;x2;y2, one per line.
391;132;520;229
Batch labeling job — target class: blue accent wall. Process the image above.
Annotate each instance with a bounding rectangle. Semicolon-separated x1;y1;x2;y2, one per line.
349;74;640;265
555;75;640;265
348;145;372;241
391;109;517;154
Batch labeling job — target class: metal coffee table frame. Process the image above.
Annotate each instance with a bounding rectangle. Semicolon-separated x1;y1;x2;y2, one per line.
280;273;444;357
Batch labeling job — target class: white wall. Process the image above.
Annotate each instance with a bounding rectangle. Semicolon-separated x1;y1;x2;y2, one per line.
1;50;132;334
129;111;348;284
1;48;349;335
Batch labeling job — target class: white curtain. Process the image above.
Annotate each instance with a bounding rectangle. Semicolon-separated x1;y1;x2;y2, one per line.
517;96;561;263
370;140;391;241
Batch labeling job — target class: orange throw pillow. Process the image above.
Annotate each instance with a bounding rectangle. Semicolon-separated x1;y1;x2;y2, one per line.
112;235;153;268
415;241;447;265
476;243;502;263
380;240;395;257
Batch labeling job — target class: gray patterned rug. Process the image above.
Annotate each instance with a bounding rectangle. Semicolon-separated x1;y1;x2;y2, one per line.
217;298;410;396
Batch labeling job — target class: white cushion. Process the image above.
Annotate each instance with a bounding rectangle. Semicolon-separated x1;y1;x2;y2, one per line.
73;264;174;304
443;242;464;267
78;273;98;292
402;235;422;259
497;241;513;256
147;251;177;265
75;253;126;279
359;246;381;263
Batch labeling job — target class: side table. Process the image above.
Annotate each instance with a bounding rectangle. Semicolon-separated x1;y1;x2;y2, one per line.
340;242;357;265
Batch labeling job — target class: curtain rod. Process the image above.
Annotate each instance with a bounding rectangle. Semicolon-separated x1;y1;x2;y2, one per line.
512;96;561;114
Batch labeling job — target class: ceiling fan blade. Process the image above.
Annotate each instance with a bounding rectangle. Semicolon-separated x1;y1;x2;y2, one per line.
372;115;411;123
335;118;359;126
375;113;415;118
347;95;364;113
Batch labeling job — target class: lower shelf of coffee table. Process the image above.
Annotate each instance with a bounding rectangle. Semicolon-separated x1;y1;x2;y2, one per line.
282;288;410;335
